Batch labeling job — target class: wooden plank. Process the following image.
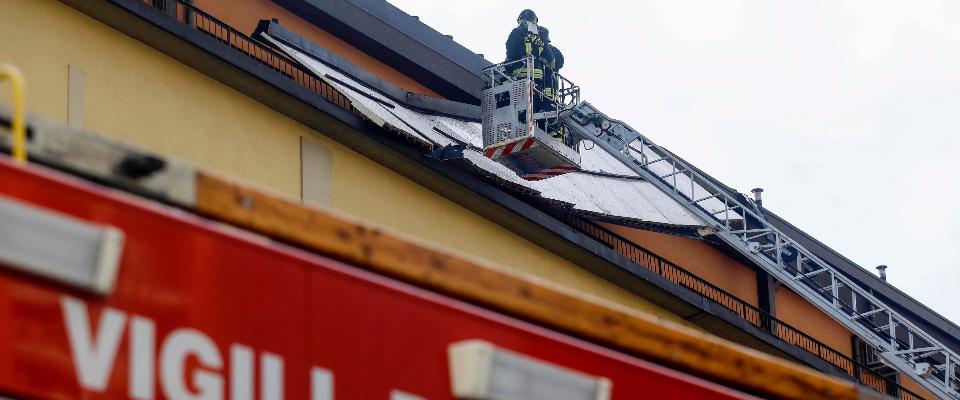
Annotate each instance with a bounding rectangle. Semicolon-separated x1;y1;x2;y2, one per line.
194;171;862;400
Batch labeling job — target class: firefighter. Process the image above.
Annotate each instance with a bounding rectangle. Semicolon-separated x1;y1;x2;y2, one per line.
539;26;563;102
505;9;553;116
505;9;548;72
539;26;568;144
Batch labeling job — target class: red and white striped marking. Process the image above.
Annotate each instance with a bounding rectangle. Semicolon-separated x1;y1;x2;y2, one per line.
522;165;579;181
484;138;537;158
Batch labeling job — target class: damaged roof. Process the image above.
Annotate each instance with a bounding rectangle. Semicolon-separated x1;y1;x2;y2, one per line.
262;32;720;228
271;0;489;102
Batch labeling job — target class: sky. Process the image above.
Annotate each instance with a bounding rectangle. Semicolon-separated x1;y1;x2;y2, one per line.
387;0;960;325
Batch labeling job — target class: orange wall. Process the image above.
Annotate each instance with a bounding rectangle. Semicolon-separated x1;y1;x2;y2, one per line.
601;224;759;305
775;288;853;356
603;224;862;359
194;0;442;98
899;376;939;400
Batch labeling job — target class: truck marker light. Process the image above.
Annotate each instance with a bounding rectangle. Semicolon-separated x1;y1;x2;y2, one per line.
0;195;124;295
448;340;612;400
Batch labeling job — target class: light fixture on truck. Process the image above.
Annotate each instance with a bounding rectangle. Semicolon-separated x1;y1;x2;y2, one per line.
448;340;612;400
0;195;123;295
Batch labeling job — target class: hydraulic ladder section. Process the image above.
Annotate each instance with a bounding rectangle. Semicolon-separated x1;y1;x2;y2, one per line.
561;102;960;399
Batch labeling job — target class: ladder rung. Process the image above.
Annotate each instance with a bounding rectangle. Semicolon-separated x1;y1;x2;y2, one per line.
728;228;769;235
852;308;885;320
815;283;840;293
659;169;687;179
693;193;721;203
639;157;667;168
796;268;829;280
744;231;771;241
889;346;940;356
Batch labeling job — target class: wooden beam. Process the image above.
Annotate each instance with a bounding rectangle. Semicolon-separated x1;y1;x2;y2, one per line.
194;171;862;400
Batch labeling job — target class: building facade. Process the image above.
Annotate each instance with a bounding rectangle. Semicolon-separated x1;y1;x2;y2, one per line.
2;0;957;398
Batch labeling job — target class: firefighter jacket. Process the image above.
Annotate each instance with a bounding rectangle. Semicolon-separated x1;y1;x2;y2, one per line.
505;22;553;78
542;45;564;99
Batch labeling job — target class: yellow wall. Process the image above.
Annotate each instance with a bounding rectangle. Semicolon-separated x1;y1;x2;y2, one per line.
0;0;691;326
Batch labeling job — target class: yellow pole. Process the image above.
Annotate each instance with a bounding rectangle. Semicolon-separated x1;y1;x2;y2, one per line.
0;64;26;164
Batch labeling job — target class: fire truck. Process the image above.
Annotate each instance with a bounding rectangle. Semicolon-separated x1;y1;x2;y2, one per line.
0;66;884;399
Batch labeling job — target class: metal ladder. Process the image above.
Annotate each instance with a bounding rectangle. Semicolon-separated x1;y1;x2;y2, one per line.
561;101;959;399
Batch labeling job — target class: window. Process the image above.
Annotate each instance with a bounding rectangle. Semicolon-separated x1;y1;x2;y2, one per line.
300;137;331;208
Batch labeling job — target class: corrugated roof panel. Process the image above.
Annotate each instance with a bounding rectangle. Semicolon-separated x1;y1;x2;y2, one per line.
626;144;730;217
446;118;717;226
266;35;729;228
578;146;641;177
431;116;483;146
265;36;444;147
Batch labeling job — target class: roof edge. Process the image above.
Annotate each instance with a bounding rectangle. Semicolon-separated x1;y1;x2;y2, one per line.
256;19;481;121
271;0;485;102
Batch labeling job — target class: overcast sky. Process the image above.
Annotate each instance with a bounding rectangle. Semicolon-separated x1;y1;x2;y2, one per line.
388;0;960;325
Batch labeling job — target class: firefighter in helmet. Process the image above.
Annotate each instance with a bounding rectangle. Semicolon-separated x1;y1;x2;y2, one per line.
505;9;554;116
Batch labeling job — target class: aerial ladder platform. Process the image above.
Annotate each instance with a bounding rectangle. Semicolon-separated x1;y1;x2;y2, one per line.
480;58;960;399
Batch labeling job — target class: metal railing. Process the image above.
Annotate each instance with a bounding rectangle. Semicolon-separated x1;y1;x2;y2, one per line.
137;0;927;398
481;57;580;147
143;0;353;112
564;215;924;400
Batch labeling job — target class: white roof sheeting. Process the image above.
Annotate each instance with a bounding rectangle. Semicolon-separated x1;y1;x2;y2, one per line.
266;36;739;228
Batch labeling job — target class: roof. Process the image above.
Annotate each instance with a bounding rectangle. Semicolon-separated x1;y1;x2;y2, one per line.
262;31;723;228
259;2;960;349
271;0;490;102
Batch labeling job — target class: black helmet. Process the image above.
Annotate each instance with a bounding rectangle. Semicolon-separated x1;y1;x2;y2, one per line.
517;9;537;24
538;26;550;43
